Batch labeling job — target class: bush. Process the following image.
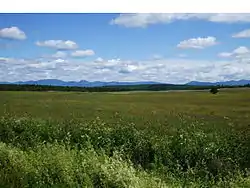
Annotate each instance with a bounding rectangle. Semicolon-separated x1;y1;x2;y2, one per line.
210;87;219;94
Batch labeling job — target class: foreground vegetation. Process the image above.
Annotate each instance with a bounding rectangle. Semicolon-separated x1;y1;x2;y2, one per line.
0;116;249;187
0;90;249;187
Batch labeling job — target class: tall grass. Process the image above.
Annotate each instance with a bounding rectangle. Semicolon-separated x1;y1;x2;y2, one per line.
0;115;249;187
0;142;169;188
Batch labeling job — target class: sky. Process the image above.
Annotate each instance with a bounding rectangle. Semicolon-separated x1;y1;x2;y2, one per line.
1;13;250;84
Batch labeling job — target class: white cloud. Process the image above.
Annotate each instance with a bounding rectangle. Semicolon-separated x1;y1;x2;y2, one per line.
232;29;250;38
0;57;10;63
111;14;250;28
0;26;26;40
177;36;218;49
208;14;250;23
1;55;250;84
36;40;78;50
219;46;250;59
233;46;249;54
71;50;95;57
119;64;138;74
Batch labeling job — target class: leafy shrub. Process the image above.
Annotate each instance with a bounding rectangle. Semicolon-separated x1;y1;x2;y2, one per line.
210;87;219;94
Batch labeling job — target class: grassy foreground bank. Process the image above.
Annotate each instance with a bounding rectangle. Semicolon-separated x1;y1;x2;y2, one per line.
0;115;249;187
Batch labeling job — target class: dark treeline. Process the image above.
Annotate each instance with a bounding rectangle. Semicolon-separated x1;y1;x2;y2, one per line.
0;83;250;92
0;84;128;92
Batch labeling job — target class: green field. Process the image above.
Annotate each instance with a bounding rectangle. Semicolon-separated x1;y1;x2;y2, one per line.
0;89;250;187
1;89;250;124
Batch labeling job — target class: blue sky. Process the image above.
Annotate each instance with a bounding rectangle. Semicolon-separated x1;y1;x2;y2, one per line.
1;13;250;83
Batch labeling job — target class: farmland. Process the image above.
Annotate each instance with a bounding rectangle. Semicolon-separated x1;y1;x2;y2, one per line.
0;89;250;187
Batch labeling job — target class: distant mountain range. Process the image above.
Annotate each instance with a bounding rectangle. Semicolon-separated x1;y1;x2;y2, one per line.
0;79;250;87
187;79;250;86
0;79;160;87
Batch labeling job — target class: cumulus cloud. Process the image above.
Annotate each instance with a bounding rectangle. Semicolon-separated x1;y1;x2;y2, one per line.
232;29;250;38
119;64;138;74
71;50;95;57
177;36;218;49
36;40;78;50
0;26;26;40
233;46;249;54
111;13;250;28
219;46;250;58
1;55;250;84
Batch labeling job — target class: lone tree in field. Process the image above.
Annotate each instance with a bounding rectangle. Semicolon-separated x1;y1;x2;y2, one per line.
210;87;219;94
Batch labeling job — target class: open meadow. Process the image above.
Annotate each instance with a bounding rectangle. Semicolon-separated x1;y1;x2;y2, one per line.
0;89;250;187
